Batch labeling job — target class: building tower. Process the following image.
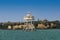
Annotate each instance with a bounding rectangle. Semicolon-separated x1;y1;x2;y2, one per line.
24;12;35;30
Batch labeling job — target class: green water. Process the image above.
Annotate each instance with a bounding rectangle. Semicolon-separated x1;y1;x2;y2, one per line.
0;29;60;40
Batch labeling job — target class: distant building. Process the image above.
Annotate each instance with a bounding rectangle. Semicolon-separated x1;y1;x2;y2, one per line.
24;13;35;30
37;23;49;29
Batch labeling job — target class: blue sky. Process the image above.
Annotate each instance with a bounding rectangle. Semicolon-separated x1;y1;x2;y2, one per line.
0;0;60;22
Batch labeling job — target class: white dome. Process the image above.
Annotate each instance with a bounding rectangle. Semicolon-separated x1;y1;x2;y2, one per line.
26;13;32;16
24;13;34;20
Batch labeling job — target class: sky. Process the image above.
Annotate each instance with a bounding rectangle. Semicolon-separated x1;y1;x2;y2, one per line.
0;0;60;22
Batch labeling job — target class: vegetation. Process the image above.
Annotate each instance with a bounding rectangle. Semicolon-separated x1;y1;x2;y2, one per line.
33;19;60;29
0;20;60;29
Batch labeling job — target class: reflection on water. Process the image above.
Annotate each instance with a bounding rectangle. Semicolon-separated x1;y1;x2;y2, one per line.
0;29;60;40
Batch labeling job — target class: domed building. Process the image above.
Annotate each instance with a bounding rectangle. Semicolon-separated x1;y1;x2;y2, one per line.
24;13;34;23
24;12;35;30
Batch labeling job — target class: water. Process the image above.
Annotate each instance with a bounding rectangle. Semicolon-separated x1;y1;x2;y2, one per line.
0;29;60;40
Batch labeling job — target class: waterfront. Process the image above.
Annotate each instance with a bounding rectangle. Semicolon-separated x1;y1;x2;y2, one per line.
0;29;60;40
